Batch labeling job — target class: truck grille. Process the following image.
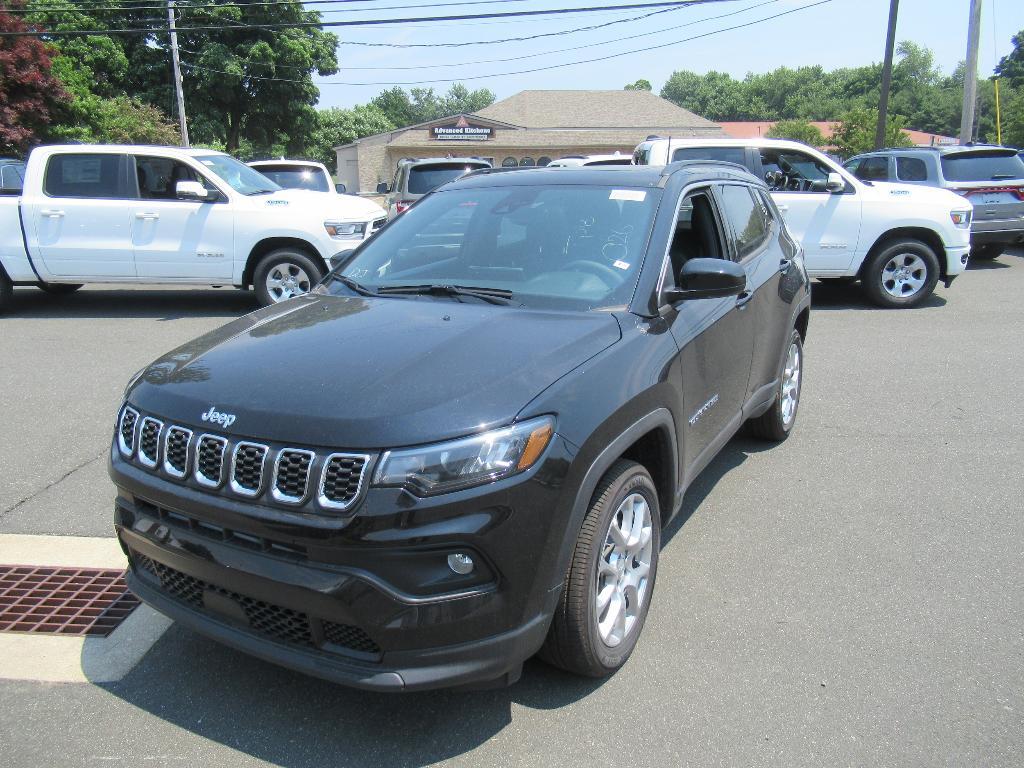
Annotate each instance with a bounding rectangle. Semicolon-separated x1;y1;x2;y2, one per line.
370;217;386;233
138;418;163;468
133;552;381;658
116;406;371;513
319;454;369;510
273;449;314;503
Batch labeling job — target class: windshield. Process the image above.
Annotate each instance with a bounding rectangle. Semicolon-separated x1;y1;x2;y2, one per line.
408;163;488;195
331;184;661;310
196;155;281;195
941;152;1024;182
253;164;330;192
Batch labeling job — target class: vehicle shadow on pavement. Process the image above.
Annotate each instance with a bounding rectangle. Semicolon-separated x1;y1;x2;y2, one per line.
809;282;948;311
965;259;1011;270
3;287;257;321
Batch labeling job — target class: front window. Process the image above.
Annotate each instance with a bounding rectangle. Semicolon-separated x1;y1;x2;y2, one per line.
759;148;833;191
330;184;661;311
195;154;280;195
253;164;329;192
407;163;486;195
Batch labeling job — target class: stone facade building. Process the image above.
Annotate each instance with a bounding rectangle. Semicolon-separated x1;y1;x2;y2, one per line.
334;89;723;194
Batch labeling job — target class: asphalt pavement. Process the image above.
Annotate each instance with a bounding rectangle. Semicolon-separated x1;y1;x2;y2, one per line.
1;253;1022;767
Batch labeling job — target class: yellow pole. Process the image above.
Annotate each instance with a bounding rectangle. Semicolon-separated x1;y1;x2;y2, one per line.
994;78;1002;145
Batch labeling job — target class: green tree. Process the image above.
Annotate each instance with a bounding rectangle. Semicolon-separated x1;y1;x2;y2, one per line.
660;70;744;120
48;94;180;145
766;120;825;146
370;84;494;126
831;107;913;157
1002;87;1024;147
370;87;416;126
995;29;1024;87
624;79;652;91
303;104;395;171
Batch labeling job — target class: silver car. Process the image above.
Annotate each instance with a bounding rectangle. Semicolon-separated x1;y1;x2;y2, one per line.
844;145;1024;260
377;157;491;218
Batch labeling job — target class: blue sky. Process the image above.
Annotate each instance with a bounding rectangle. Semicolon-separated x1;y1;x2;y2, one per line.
311;0;1024;110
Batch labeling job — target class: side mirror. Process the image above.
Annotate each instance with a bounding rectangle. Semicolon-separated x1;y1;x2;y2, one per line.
663;258;746;303
825;172;845;193
176;180;213;201
376;182;389;194
335;182;347;195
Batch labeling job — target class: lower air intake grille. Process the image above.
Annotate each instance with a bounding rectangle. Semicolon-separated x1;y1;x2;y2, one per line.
319;454;368;510
274;449;314;502
196;435;226;486
133;553;380;656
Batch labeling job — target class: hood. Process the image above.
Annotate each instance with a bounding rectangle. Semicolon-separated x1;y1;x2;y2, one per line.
127;294;621;448
867;181;967;209
259;188;387;221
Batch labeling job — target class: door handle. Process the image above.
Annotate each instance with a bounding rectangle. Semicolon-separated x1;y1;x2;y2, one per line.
735;290;754;308
135;212;160;220
779;258;792;273
40;209;64;217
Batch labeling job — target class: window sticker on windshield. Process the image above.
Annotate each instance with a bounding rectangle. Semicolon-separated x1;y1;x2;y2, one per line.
610;189;646;202
613;260;630;270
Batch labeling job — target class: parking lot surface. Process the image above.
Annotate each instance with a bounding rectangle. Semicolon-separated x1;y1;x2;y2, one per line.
1;254;1022;767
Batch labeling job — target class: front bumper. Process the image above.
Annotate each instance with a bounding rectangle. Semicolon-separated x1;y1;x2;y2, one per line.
110;435;575;691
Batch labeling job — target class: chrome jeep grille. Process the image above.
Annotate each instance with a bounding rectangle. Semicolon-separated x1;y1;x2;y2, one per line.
116;406;371;512
138;417;163;468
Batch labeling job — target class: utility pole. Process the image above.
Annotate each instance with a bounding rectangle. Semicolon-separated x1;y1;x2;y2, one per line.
874;0;899;150
960;0;982;144
167;0;190;147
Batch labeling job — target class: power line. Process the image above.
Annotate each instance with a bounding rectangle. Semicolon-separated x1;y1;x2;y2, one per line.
4;0;534;17
178;0;833;86
0;0;737;36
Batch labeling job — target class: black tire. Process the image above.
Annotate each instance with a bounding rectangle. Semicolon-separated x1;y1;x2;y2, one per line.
0;269;12;315
971;244;1003;260
861;238;940;308
252;248;324;307
747;329;803;442
38;282;83;295
541;459;661;678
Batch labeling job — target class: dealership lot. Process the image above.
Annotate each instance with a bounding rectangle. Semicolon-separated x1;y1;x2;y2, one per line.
1;253;1023;765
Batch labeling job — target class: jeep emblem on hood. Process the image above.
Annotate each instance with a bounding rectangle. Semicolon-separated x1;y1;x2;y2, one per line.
201;407;236;428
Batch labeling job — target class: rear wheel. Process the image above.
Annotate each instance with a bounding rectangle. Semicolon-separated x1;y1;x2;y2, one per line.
747;329;803;441
971;244;1003;260
0;269;11;314
38;282;83;295
861;238;940;308
541;460;660;677
253;248;323;306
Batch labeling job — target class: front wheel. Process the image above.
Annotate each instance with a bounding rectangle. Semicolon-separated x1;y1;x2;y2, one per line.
253;249;324;306
861;239;940;308
541;459;661;678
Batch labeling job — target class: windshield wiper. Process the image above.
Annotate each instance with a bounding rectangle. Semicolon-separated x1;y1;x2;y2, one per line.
376;284;514;305
327;273;377;296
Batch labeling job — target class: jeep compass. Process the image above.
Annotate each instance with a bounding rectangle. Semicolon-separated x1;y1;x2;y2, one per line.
110;162;811;691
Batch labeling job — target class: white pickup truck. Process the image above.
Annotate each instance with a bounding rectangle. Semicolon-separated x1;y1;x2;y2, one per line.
0;144;387;312
632;137;973;307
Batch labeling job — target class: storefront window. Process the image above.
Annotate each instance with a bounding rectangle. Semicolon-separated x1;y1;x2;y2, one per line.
519;157;535;167
537;156;552;167
501;157;517;167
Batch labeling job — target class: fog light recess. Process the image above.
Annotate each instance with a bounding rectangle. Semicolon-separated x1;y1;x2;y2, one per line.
447;553;475;575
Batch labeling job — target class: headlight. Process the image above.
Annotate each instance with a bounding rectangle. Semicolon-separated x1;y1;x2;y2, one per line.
374;416;554;496
324;221;367;239
950;209;972;228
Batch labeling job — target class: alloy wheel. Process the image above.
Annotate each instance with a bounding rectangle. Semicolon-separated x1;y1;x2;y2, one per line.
781;340;801;426
881;253;927;298
595;492;654;648
265;262;312;302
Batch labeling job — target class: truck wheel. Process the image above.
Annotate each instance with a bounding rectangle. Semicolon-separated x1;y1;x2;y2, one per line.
971;244;1002;260
253;249;323;306
861;238;940;308
0;270;11;314
746;329;803;442
540;459;660;678
38;283;83;295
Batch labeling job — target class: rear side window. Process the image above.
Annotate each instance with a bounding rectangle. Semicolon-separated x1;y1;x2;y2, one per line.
856;156;889;181
896;157;928;181
940;152;1024;182
44;153;129;199
1;163;25;193
407;163;487;195
717;184;768;261
672;146;746;166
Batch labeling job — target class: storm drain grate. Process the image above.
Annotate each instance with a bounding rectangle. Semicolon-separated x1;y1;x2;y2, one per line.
0;565;140;636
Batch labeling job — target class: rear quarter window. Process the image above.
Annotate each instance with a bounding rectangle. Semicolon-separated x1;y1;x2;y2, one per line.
896;157;929;182
940;152;1024;182
44;153;129;199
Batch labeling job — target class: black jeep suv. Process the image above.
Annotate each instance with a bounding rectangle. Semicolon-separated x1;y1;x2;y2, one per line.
110;162;810;691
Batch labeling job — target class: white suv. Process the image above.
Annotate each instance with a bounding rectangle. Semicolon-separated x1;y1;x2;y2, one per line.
633;138;972;307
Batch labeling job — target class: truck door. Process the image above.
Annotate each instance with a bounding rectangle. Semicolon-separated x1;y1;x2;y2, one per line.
25;152;136;279
130;155;234;280
755;147;864;274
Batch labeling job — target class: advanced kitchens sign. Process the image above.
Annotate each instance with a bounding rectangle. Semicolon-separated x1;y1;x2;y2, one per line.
431;116;494;141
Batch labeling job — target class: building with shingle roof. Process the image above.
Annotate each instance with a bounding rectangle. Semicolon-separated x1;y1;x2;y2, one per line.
334;90;722;195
